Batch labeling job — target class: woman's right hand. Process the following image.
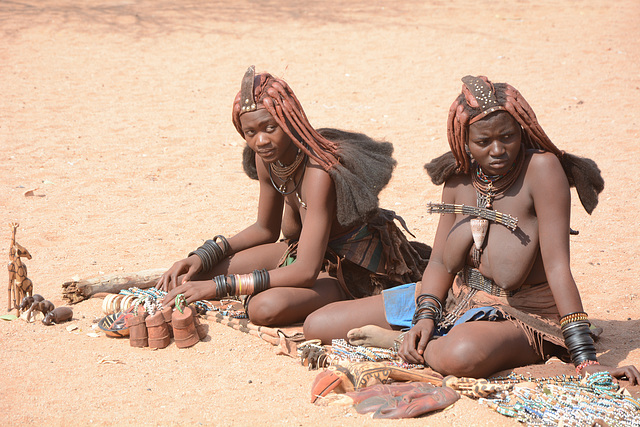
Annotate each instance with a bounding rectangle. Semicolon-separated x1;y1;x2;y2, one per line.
156;255;203;292
398;319;435;365
161;279;217;309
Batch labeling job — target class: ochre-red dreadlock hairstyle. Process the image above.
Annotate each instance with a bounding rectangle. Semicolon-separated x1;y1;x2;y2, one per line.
447;76;561;174
232;66;397;227
425;75;604;214
232;67;340;172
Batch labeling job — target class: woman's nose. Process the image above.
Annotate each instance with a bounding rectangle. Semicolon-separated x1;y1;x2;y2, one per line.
489;141;506;156
256;132;269;146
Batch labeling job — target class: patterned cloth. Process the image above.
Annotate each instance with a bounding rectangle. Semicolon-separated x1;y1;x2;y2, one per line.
328;223;383;274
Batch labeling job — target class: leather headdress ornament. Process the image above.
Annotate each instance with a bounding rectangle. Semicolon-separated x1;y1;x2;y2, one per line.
461;75;507;124
240;65;257;113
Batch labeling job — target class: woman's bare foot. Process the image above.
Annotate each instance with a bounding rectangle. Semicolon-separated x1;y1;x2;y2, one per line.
347;325;401;349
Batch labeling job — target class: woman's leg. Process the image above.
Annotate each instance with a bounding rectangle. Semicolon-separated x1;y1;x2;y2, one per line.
423;320;542;378
303;294;394;344
247;272;346;326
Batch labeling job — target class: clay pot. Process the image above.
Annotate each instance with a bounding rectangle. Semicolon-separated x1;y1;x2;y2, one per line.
145;311;171;349
171;305;199;349
126;306;149;348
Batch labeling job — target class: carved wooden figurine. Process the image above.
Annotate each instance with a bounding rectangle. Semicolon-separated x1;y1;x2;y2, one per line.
7;222;33;312
25;299;55;323
42;307;73;325
18;294;44;313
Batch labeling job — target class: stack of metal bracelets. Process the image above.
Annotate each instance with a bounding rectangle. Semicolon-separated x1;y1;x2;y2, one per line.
560;311;599;373
213;269;270;297
411;293;444;326
188;235;230;273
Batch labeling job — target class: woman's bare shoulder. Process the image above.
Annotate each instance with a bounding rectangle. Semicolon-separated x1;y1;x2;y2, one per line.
442;170;471;193
443;170;471;186
525;150;569;193
527;149;563;171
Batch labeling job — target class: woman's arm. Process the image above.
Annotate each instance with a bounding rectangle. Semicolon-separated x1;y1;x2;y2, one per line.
530;152;639;383
266;162;336;288
157;152;284;291
528;152;581;314
399;180;459;364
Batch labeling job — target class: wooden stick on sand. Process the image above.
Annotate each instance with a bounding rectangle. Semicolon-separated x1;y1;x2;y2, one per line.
61;268;165;304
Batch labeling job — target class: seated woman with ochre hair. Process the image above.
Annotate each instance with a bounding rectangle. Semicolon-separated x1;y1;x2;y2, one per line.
303;75;639;384
158;66;429;326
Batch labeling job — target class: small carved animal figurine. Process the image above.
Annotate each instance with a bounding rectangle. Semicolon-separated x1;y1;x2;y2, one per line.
25;299;55;323
18;294;44;312
42;307;73;325
7;222;34;312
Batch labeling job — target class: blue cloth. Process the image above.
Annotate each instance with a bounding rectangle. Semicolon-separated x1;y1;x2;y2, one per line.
382;282;504;333
382;282;416;327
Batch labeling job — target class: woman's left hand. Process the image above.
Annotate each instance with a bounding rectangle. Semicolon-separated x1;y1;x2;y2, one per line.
582;363;640;385
161;280;217;309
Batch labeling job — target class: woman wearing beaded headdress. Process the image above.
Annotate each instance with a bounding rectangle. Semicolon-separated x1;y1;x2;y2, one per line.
157;66;429;326
304;76;638;384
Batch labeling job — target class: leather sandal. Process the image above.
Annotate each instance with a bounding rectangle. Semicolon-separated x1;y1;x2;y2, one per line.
145;310;171;349
190;304;207;340
161;305;174;338
171;295;199;349
126;305;149;348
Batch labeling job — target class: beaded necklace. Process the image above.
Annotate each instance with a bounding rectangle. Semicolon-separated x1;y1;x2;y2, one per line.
328;339;423;370
268;149;307;195
471;145;525;208
480;371;640;426
118;286;215;316
469;146;525;267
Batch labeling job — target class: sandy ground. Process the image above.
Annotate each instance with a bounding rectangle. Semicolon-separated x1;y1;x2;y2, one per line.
1;0;639;425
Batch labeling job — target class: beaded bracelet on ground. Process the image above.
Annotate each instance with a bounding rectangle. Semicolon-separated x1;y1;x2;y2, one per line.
118;287;226;316
188;235;231;273
199;298;247;318
142;295;162;315
329;339;423;370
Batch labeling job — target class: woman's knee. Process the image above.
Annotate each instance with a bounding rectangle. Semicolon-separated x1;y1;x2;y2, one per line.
302;307;335;343
246;294;287;326
424;336;484;377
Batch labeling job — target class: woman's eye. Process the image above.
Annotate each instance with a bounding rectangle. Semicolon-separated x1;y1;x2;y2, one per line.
244;130;255;137
266;125;276;132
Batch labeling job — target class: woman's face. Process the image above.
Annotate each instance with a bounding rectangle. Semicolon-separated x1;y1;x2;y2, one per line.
239;108;297;164
467;111;522;176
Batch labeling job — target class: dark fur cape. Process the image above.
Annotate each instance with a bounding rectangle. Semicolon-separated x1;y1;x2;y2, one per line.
243;128;396;227
423;150;604;214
